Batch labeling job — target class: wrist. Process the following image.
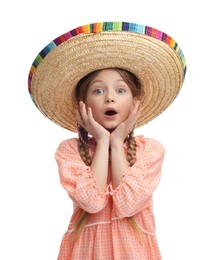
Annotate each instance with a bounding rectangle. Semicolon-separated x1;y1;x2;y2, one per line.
96;137;110;147
110;138;124;150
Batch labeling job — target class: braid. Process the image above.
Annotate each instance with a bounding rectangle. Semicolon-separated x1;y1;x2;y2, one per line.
126;132;144;240
78;126;92;166
126;130;137;167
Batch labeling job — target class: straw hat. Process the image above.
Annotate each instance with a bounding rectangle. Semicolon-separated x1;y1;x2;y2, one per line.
28;21;186;132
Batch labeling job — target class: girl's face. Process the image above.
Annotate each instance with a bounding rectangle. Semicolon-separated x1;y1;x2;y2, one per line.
86;69;137;130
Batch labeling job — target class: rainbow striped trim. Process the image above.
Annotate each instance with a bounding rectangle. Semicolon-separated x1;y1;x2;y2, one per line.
28;22;186;93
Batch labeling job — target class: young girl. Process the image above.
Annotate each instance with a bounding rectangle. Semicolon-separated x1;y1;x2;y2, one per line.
28;22;186;259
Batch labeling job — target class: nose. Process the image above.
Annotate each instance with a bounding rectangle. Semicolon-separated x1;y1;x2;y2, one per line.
105;91;115;103
106;97;115;103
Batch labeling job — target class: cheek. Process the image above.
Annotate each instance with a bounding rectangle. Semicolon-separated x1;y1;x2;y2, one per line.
86;100;98;111
86;96;94;108
86;100;101;119
90;108;103;123
86;93;99;108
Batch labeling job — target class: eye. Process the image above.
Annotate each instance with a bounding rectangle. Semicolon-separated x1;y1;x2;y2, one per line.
116;88;126;94
94;88;104;94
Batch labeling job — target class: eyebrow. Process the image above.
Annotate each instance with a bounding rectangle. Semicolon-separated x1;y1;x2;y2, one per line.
90;79;126;84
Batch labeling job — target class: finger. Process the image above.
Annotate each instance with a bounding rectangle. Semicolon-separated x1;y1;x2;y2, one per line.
126;101;141;124
77;101;89;128
132;101;142;129
79;101;89;124
76;110;85;129
87;107;95;124
134;100;141;113
132;101;142;121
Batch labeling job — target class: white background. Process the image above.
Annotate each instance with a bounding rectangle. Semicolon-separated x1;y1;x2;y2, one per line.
1;0;211;259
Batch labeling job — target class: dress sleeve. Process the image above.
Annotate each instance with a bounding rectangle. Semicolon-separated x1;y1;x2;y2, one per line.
110;136;165;218
55;138;109;214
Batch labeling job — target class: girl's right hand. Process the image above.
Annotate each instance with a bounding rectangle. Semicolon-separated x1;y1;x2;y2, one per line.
76;101;110;143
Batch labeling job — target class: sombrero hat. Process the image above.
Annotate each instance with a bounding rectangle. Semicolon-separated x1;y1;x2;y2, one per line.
28;21;186;132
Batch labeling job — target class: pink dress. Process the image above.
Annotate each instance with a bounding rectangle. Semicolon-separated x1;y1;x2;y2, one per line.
55;135;165;259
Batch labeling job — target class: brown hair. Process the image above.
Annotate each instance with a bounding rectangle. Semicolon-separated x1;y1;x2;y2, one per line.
73;68;143;239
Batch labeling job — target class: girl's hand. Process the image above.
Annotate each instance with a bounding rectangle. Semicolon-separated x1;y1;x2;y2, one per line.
76;101;110;143
110;100;141;145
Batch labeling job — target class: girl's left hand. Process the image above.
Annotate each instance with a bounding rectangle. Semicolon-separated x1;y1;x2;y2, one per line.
110;100;141;145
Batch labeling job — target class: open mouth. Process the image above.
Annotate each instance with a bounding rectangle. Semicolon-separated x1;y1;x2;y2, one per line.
105;110;117;116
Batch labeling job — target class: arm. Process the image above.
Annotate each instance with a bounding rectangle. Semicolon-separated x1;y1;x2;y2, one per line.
76;101;110;191
110;100;141;188
55;139;109;214
110;137;165;218
90;138;110;191
110;140;129;188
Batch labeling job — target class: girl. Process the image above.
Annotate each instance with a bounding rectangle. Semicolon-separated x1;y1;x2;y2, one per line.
55;68;165;259
28;22;186;259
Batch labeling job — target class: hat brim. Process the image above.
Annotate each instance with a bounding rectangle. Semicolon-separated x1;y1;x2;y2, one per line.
28;22;186;132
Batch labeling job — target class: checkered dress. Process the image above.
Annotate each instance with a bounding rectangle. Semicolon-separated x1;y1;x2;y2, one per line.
55;136;165;259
